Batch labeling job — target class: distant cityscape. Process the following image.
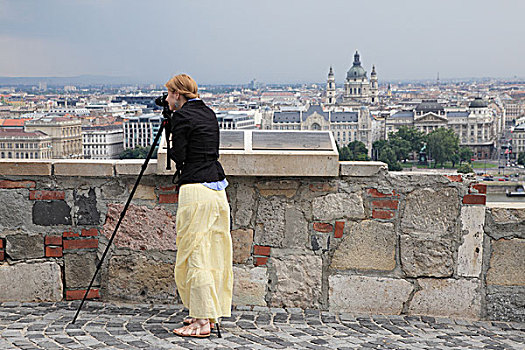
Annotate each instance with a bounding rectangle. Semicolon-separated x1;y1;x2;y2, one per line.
0;51;524;167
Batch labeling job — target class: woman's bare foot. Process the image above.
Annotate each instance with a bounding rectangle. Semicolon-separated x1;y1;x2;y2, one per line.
173;319;211;338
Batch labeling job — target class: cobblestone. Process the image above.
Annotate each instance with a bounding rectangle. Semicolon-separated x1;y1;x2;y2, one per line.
0;302;523;349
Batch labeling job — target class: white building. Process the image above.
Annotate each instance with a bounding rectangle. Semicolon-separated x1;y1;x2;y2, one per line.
82;124;124;159
216;111;256;129
123;114;162;149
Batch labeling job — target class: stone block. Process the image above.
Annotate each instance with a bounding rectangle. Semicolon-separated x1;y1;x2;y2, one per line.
329;275;413;315
53;160;114;176
485;286;525;322
231;229;253;264
130;184;157;200
0;190;34;230
0;160;52;176
310;232;330;252
408;278;481;319
74;188;101;225
115;159;157;175
340;161;387;177
0;262;62;301
457;206;485;277
400;188;459;235
400;235;454;277
268;254;322;308
233;266;267;307
5;234;44;260
103;203;176;251
233;182;255;228
64;252;99;288
256;180;299;198
33;201;72;226
485;207;525;240
331;220;396;271
107;253;176;302
255;198;308;248
312;193;365;221
487;238;525;286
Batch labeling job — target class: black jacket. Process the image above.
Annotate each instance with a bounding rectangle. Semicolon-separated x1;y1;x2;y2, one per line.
168;99;226;185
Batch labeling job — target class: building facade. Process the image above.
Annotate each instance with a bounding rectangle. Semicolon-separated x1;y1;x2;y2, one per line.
123;114;162;149
25;116;83;159
386;98;498;159
216;111;256;129
261;104;372;150
82;124;124;159
0;129;52;159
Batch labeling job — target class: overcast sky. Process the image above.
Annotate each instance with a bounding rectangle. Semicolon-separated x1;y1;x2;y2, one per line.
0;0;524;84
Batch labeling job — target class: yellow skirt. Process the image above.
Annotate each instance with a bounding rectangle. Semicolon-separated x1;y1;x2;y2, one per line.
174;183;233;320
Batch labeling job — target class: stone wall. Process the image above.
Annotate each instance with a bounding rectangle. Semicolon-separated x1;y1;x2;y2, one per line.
0;160;523;322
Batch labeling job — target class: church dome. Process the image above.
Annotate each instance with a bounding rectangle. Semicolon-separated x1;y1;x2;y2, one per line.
346;51;367;79
469;97;487;108
347;65;367;79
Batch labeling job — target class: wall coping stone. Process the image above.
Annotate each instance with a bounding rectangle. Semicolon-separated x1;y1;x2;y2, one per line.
340;161;387;177
54;160;115;177
0;160;52;176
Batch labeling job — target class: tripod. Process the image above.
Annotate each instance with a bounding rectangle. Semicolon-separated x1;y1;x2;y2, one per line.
72;115;172;324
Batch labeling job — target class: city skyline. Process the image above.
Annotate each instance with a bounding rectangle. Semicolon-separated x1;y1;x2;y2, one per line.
1;0;524;85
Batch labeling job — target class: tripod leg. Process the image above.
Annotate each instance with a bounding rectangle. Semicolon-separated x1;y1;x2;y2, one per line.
72;121;167;324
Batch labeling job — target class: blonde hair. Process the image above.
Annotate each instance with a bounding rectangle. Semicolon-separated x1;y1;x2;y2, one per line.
165;74;199;99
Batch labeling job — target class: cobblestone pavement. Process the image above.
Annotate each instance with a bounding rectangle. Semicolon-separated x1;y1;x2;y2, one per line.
0;301;524;350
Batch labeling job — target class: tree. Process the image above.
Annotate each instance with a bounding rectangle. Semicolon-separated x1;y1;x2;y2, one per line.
518;152;525;166
457;163;473;174
426;128;459;168
451;153;460;168
458;147;473;165
387;135;411;162
119;146;158;159
392;126;426;158
339;141;369;161
378;145;402;171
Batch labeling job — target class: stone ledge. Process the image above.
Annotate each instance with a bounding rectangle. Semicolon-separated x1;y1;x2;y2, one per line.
53;160;115;176
340;161;387;177
0;160;52;176
115;159;157;175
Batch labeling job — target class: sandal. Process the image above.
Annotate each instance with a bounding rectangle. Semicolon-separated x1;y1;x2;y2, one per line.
173;319;211;338
183;317;215;329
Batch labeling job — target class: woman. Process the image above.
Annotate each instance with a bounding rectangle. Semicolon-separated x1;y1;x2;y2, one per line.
166;74;232;338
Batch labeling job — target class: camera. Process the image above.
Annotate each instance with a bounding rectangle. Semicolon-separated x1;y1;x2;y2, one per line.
155;93;171;119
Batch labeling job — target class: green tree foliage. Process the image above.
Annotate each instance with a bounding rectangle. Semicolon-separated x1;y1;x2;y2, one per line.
426;128;459;168
119;146;158;159
517;152;525;166
393;126;426;154
378;145;402;171
458;146;473;164
457;163;474;174
387;135;411;162
339;141;369;161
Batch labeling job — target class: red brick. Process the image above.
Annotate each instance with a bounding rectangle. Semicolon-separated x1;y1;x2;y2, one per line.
45;236;63;246
63;231;80;238
372;200;399;210
158;193;178;203
29;190;65;200
81;228;98;237
45;246;63;258
334;221;345;238
471;184;487;194
313;222;334;233
254;257;268;266
66;289;100;301
462;194;486;205
0;180;36;189
0;239;3;249
367;188;399;198
372;210;395;220
0;251;4;261
445;175;463;182
63;239;98;250
253;245;271;256
159;185;178;192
